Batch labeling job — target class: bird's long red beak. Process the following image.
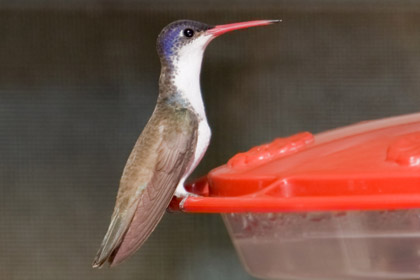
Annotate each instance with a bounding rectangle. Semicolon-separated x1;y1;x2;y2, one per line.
207;19;281;37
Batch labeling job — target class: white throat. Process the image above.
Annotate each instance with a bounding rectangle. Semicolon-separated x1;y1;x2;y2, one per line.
172;34;213;119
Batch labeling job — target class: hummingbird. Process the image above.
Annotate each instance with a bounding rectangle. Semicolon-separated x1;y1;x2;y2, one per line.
92;19;279;268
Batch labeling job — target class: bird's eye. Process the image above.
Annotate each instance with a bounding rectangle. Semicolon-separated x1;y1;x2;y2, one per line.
183;29;194;38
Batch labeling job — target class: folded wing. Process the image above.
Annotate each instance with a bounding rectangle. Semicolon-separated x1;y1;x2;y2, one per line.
93;106;198;267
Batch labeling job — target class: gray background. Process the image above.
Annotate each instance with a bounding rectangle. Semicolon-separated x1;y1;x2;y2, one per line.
1;1;420;279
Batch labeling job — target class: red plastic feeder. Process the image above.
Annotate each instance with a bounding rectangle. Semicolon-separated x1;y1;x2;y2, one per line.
171;113;420;280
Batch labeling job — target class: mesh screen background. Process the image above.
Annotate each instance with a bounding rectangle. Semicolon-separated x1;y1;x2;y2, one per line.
1;1;420;279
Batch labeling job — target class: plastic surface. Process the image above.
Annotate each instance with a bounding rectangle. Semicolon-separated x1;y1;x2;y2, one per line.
169;113;420;280
223;210;420;280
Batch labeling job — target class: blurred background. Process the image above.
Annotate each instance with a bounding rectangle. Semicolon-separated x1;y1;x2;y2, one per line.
1;0;420;279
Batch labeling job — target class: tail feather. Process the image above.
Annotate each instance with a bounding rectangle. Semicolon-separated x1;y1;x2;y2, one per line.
92;208;135;268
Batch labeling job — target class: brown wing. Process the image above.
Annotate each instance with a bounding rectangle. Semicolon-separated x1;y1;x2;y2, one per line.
92;105;198;268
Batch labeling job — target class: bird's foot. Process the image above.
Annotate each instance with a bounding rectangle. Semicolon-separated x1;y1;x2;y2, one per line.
168;187;197;213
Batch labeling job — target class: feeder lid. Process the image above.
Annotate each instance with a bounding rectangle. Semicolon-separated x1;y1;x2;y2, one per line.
172;113;420;213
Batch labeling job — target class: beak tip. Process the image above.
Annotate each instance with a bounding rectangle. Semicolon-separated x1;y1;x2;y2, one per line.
270;19;282;24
